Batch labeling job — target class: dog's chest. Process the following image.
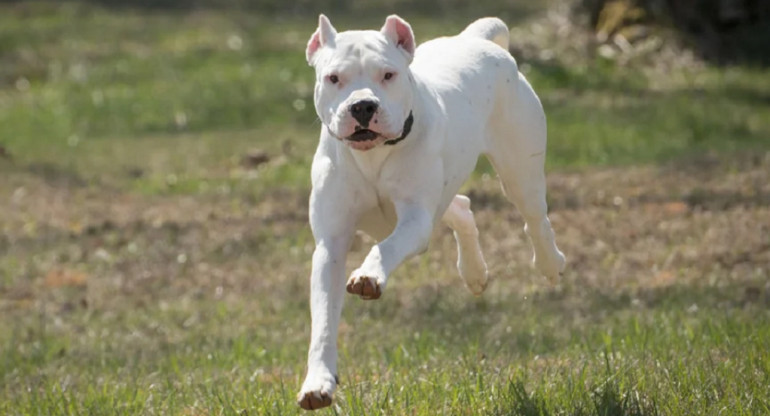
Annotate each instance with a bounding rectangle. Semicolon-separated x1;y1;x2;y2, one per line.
345;146;402;240
348;145;393;184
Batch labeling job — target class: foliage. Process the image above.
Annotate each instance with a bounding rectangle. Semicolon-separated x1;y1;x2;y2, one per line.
578;0;770;64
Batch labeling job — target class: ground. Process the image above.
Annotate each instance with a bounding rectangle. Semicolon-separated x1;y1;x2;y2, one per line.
0;2;769;415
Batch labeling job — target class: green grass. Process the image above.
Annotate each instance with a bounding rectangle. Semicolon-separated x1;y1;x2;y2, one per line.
2;3;769;194
1;2;769;415
2;252;769;414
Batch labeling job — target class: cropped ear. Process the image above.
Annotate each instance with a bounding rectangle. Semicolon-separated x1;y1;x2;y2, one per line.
306;14;337;65
380;15;415;62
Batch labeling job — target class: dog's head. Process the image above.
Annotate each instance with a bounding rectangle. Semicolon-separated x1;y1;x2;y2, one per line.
306;15;415;151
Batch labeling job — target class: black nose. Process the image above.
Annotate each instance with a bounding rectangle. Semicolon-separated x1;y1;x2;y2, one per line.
349;100;378;127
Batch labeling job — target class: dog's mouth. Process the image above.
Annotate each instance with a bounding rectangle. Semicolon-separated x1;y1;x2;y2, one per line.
345;129;381;142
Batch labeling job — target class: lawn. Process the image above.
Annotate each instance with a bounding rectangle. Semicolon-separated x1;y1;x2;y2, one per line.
0;2;769;415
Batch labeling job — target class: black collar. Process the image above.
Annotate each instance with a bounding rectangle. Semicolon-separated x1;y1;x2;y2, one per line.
384;111;413;146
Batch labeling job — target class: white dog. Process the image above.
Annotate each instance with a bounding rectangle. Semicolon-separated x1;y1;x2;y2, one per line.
297;14;565;410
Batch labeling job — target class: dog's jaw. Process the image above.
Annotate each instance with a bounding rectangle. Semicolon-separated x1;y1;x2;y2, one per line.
328;111;414;152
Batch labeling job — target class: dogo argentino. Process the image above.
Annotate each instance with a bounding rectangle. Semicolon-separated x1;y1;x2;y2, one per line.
297;14;566;410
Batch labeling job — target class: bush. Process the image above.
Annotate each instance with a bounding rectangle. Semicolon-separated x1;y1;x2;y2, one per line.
578;0;770;64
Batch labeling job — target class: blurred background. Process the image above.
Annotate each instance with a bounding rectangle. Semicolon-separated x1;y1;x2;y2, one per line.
1;0;768;414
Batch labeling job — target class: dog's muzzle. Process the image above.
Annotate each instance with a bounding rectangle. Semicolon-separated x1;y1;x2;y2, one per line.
338;111;414;147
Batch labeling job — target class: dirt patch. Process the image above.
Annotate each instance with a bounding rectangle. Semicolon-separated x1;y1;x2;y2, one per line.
1;152;768;315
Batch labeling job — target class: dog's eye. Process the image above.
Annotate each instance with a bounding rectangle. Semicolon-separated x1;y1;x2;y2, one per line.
384;72;394;81
329;74;339;84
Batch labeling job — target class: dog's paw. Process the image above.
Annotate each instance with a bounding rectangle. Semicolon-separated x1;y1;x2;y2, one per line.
297;371;337;411
346;269;384;300
458;257;488;296
464;273;489;296
534;249;566;284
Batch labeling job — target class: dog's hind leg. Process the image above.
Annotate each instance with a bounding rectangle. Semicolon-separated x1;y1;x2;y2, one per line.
442;194;489;295
487;147;565;282
485;73;565;283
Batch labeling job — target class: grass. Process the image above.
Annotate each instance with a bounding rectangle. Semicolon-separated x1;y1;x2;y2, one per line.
1;1;769;415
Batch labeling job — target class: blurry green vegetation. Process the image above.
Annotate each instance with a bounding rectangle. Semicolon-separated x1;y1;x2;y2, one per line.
1;3;768;198
78;0;548;17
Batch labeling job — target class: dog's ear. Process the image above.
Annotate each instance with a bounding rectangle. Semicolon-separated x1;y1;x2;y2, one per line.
306;14;337;66
380;15;415;62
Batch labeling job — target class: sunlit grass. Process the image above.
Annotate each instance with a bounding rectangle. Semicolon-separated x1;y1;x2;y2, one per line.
2;3;769;191
1;3;769;415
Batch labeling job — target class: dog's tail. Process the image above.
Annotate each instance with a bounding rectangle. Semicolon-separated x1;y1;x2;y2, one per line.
460;17;510;50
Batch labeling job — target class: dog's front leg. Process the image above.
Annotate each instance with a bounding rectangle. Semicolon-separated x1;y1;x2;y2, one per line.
347;201;434;300
297;192;354;410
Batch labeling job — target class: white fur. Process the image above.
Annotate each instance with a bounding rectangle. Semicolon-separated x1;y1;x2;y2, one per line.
297;15;565;411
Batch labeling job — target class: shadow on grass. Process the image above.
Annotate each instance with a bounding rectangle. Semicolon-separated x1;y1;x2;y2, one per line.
24;162;88;188
497;380;659;416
